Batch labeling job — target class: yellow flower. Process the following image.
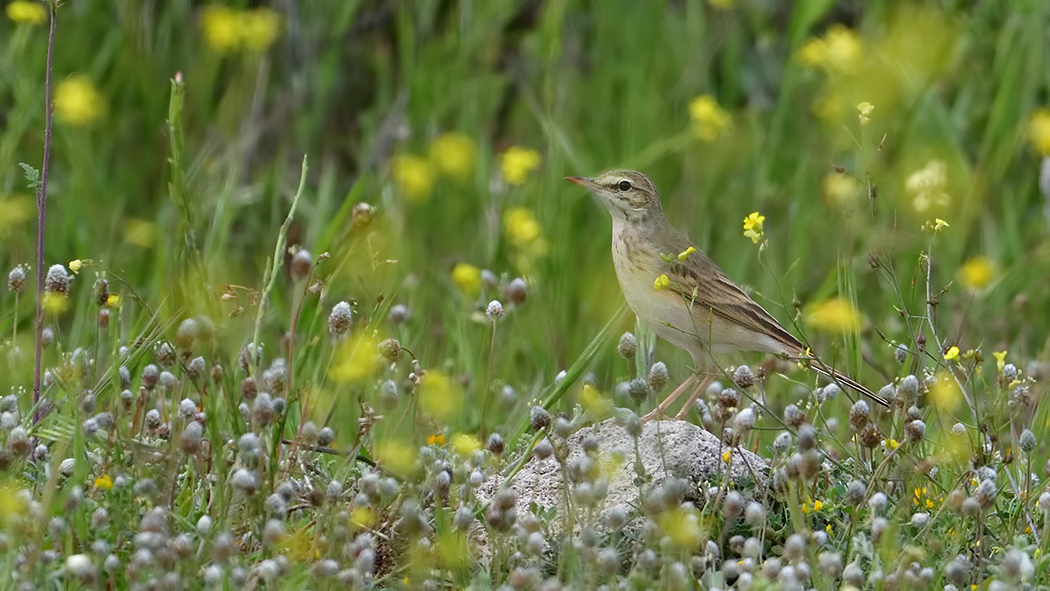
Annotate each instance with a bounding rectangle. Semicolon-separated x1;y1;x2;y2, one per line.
428;132;476;181
42;292;69;315
93;475;113;490
54;75;105;126
375;438;416;475
124;217;155;248
798;25;863;74
202;6;241;53
418;370;464;421
350;506;376;530
451;263;482;296
579;384;613;420
6;1;46;25
742;211;765;244
330;333;380;383
688;95;731;142
906;160;950;212
503;207;542;247
822;173;863;209
921;218;950;233
707;0;735;9
658;507;703;549
426;433;445;446
805;297;862;334
106;294;121;308
451;433;481;457
884;438;900;451
500;146;541;186
653;274;670;291
993;350;1007;373
943;346;959;361
722;449;731;464
0;194;34;236
68;259;82;274
929;370;961;413
1029;108;1050;156
240;8;282;52
677;246;696;261
391;154;435;203
857;101;874;125
958;256;996;291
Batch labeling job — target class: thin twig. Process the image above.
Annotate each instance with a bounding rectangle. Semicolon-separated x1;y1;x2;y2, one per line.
33;1;58;424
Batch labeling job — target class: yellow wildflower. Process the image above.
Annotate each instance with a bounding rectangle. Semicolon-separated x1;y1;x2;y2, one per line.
742;211;765;244
798;25;863;74
658;507;703;549
451;263;482;296
68;259;82;274
0;194;34;236
428;132;476;181
93;475;113;491
202;6;241;53
653;274;670;291
42;292;69;315
857;101;874;125
822;173;863;209
928;370;961;413
943;346;959;361
500;146;541;186
503;207;542;247
418;370;464;421
451;433;481;457
885;438;900;451
677;246;696;261
1029;108;1050;156
688;95;731;142
579;384;612;420
906;160;950;212
375;438;416;475
798;37;827;68
921;218;950;233
722;449;731;464
124;218;155;248
330;333;380;383
54;75;105;126
426;433;445;445
391;154;435;203
240;8;282;53
993;351;1007;374
6;1;46;25
106;294;121;308
350;506;376;530
806;297;861;334
958;256;996;292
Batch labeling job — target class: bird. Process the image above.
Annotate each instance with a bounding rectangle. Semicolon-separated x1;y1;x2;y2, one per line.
566;169;888;421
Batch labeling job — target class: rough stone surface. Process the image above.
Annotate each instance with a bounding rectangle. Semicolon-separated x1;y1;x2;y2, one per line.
476;418;769;543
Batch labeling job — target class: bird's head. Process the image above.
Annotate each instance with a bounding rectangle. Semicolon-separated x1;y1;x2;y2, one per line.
566;169;663;222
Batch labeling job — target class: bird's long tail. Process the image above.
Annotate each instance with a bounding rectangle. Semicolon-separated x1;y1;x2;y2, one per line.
805;358;889;407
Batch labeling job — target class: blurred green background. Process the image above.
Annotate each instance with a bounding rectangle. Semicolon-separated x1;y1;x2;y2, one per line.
2;0;1049;431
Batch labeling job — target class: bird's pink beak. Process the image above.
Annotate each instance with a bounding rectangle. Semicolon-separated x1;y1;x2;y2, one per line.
565;176;596;189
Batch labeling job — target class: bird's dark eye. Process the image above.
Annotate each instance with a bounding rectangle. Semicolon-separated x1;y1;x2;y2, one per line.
617;180;632;192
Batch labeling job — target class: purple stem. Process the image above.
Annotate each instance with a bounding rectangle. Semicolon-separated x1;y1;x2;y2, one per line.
33;2;57;423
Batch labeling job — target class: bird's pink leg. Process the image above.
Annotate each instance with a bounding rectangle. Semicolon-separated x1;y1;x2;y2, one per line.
673;375;715;420
641;373;701;423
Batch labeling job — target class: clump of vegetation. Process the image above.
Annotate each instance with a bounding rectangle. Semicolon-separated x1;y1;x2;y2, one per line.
1;1;1049;589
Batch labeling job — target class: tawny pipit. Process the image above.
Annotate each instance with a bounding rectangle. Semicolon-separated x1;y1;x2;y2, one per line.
567;170;888;421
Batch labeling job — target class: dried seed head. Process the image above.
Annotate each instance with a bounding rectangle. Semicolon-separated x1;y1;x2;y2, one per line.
733;365;755;389
648;362;669;392
378;338;401;362
328;301;353;337
290;249;313;282
617;332;637;359
97;308;110;329
44;264;70;296
156;342;176;367
858;423;882;448
487;433;505;455
7;265;27;293
351;202;375;228
797;424;817;450
627;378;651;404
905;419;926;442
1019;429;1037;453
240;376;258;401
505;277;527;304
848;400;869;432
783;404;805;429
894;343;909;363
485;300;504;320
387;304;411;324
529;406;550;432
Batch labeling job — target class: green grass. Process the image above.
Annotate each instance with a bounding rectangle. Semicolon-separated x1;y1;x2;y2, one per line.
1;0;1050;588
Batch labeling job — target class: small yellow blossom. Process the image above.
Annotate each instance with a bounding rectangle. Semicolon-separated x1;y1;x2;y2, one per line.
419;370;464;421
922;218;949;233
42;292;69;315
452;433;481;457
653;274;671;291
943;346;960;361
806;297;862;334
742;211;765;244
93;475;113;490
6;1;46;25
929;370;961;413
428;132;476;181
375;438;416;475
124;218;156;248
240;8;282;52
202;6;240;53
330;333;380;383
579;384;612;420
350;506;376;530
68;259;82;274
54;75;105;126
658;508;703;549
906;160;950;212
426;433;445;446
857;101;874;125
801;499;824;514
688;95;732;142
1029;108;1050;156
500;146;541;185
722;449;732;464
503;207;542;247
451;263;482;296
677;246;696;261
391;154;435;202
884;439;900;451
993;351;1007;373
798;25;863;74
822;173;863;209
707;0;735;9
106;294;121;308
0;194;34;236
958;256;996;291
